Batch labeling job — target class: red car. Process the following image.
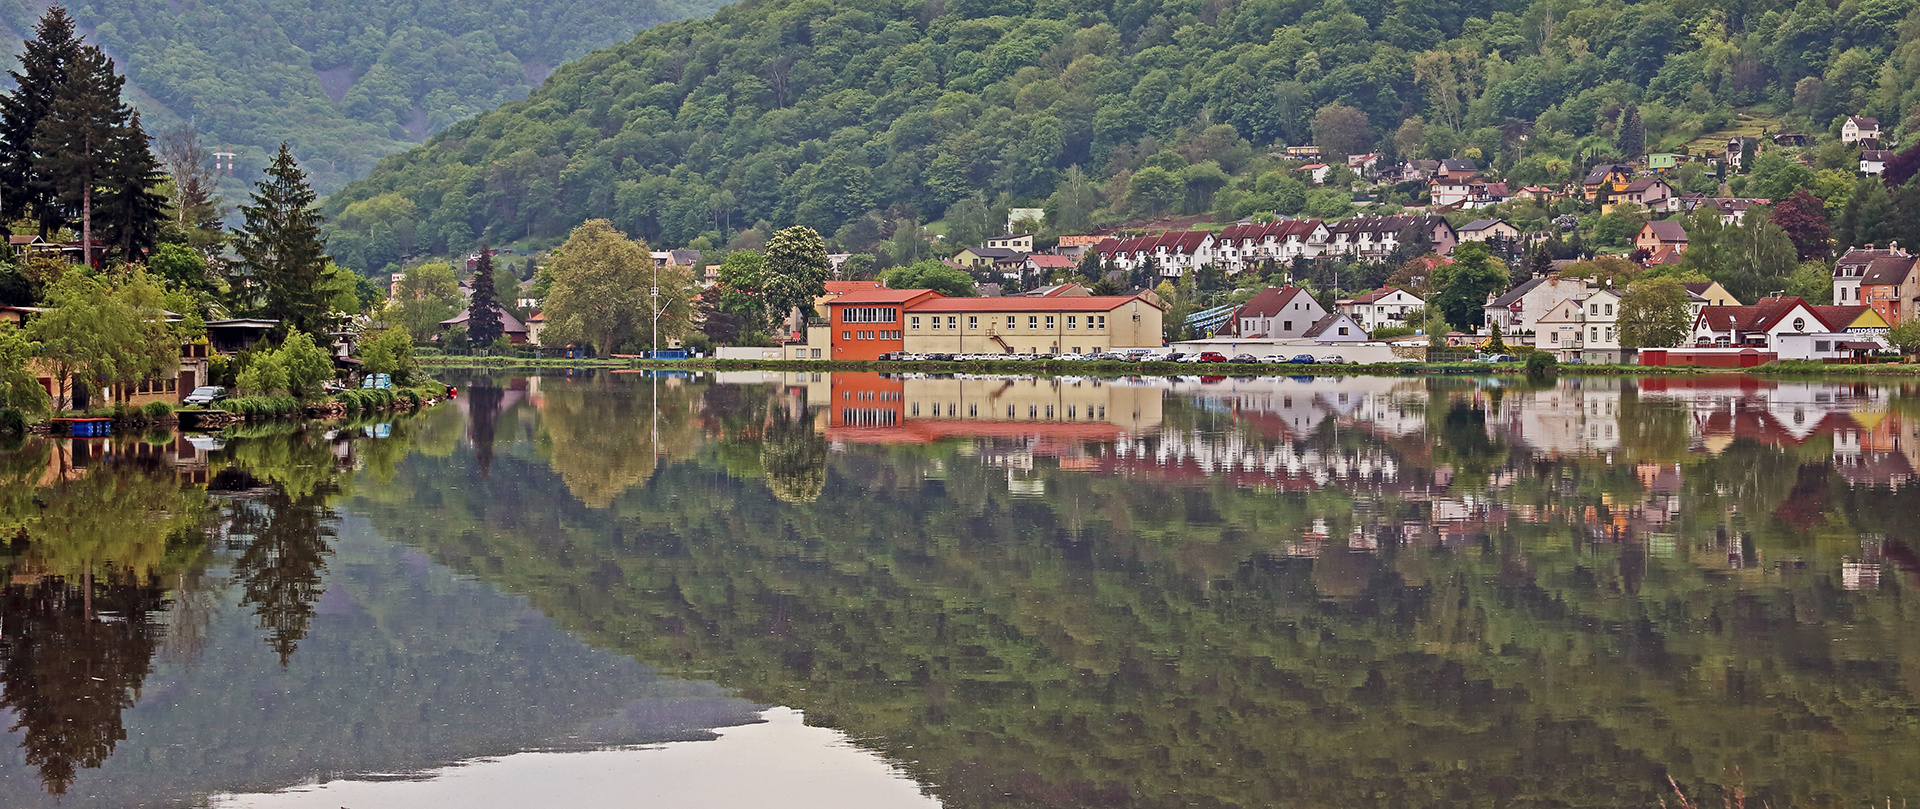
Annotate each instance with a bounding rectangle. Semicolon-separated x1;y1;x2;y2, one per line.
1198;351;1227;363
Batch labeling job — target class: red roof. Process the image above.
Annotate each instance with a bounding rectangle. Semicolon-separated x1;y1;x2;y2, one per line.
827;289;942;305
1234;286;1315;318
1343;287;1411;304
1025;254;1074;268
907;295;1159;313
1696;297;1835;333
824;280;887;294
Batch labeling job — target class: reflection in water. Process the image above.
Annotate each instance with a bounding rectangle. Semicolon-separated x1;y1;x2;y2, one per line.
5;373;1920;806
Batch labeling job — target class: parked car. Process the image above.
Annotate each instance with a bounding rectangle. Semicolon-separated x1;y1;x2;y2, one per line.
1288;354;1318;364
182;385;227;406
1321;355;1346;364
1155;352;1185;363
1055;352;1087;361
1197;351;1227;363
1259;354;1289;363
363;373;392;389
1228;353;1259;364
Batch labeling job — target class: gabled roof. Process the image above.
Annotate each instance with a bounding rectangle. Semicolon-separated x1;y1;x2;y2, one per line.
1860;256;1917;286
827;288;943;305
1056;235;1106;247
1301;313;1356;338
1235;286;1317;318
1681;282;1717;295
1696;297;1834;333
1837;247;1909;267
1849;115;1881;129
1488;277;1547;308
1025;254;1075;268
1440;158;1478;172
1641;221;1688;243
1343;287;1418;304
1621;177;1669;193
440;305;528;333
1583;163;1633;184
1808;305;1880;330
1458;218;1507;233
1862;150;1895;161
1535;297;1585;324
958;246;1022;259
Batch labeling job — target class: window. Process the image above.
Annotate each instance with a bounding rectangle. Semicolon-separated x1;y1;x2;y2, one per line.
1008;315;1017;329
947;316;957;330
1029;316;1039;329
968;404;977;417
1815;340;1831;352
843;331;851;340
931;317;941;330
1792;317;1806;331
1067;315;1077;329
1604;304;1613;316
910;316;920;329
1590;303;1599;315
968;316;978;329
1071;346;1080;353
1591;327;1599;341
811;348;821;358
1045;316;1055;329
841;306;899;323
1551;332;1560;344
1283;321;1292;331
1096;315;1106;329
1338;327;1349;335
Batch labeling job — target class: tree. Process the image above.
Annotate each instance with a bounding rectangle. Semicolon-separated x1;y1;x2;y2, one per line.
1833;178;1896;252
1785;262;1831;302
1428;242;1507;331
883;260;978;297
97;111;167;265
467;247;503;347
1310;104;1372;157
762;226;830;326
24;271;177;409
714;250;772;341
541;219;665;354
154;122;226;254
1616;107;1644;157
944;195;992;249
232;143;332;339
1044;165;1097;233
356;327;415;383
0;321;48;412
1678;212;1799;304
31;46;129;267
0;6;82;237
388;262;461;340
1126;166;1182;215
1887;320;1920;361
1616;277;1692;349
1771;190;1830;260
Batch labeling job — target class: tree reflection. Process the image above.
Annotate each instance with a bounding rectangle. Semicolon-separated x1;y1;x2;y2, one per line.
761;406;826;504
0;574;166;795
466;378;505;477
537;376;699;508
225;488;336;666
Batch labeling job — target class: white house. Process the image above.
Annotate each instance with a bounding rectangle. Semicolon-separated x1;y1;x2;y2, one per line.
1842;116;1882;145
1337;287;1424;331
1578;288;1624;363
1232;286;1328;339
1303;313;1370;342
1301;163;1332;185
1691;297;1837;349
1861;150;1893;176
1483;276;1589;337
1532;298;1586;360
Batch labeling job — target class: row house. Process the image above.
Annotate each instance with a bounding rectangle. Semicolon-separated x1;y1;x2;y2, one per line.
1336;287;1425;331
1677;195;1768;224
1095;215;1457;277
1832;244;1910;306
1324;215;1457;260
1210;219;1330;271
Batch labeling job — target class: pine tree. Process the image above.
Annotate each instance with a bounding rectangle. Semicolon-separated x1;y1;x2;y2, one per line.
31;46;128;268
0;7;81;236
467;246;503;346
98;111;167;265
1617;107;1644;157
232;143;331;338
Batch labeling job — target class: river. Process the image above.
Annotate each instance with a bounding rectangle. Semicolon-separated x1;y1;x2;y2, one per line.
2;370;1918;807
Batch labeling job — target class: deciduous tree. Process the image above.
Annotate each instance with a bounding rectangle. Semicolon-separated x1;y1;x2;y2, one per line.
1617;277;1692;349
1429;242;1508;331
762;226;830;325
1770;189;1830;260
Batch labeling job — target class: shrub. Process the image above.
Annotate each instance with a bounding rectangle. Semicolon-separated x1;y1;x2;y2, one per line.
0;407;25;434
143;401;174;420
1525;351;1558;377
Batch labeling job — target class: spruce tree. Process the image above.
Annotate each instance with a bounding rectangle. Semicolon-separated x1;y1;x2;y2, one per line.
98;111;168;264
233;143;331;338
31;46;128;267
0;7;81;235
1617;107;1644;157
467;246;503;346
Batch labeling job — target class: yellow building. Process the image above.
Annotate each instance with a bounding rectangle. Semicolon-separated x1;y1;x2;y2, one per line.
900;295;1164;355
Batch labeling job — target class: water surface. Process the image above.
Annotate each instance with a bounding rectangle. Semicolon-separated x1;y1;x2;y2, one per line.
4;371;1919;807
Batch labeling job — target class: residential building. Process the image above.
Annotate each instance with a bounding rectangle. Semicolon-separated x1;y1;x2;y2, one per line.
986;233;1035;251
1842;116;1882;145
1691;297;1843;348
1677;196;1768;225
526;310;546;346
1484;276;1589;336
1022;253;1075;278
1833;245;1910;305
900;294;1165;356
1861;150;1893;176
1337;287;1424;331
1437;158;1479;180
1532;297;1586;360
1582;163;1634;201
1300;163;1332;184
1323;215;1457;260
1861;253;1920;325
1579;288;1624;363
1612;177;1676;213
1682;281;1741;321
439;305;530;345
1054;235;1105;259
1647;153;1682;171
823;288;942;360
1725;138;1759;169
1456;219;1521;244
1635;221;1688;258
1301;313;1370;342
953;246;1022;269
1231;287;1329;339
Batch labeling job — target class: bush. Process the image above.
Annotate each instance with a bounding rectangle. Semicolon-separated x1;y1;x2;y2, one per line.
0;407;25;434
143;401;174;420
1525;351;1558;377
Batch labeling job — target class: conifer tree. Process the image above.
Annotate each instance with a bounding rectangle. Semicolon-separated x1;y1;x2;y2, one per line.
1617;107;1644;157
0;6;81;235
98;111;168;265
31;46;128;267
467;246;503;346
232;143;331;338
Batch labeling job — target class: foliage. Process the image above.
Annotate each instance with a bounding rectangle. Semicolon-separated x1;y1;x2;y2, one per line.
711;250;771;341
1428;242;1505;331
1524;350;1557;377
1616;277;1692;349
356;326;416;383
1887;321;1920;360
0;321;47;413
1676;211;1799;305
322;0;1920;251
141;400;172;420
761;226;830;324
882;260;978;298
24;270;180;410
1770;189;1831;261
1785;262;1832;302
466;247;503;347
540;219;686;353
231;143;333;339
388;261;460;340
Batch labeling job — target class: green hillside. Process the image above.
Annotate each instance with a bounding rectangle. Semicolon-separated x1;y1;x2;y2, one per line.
0;0;730;195
319;0;1920;270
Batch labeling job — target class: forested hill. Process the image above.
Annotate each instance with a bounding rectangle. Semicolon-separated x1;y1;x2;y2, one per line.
0;0;728;195
319;0;1920;266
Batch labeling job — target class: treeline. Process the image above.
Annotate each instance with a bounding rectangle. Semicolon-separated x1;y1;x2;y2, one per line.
4;0;728;195
322;0;1920;265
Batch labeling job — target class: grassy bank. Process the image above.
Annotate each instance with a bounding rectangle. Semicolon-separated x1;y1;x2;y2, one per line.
422;355;1747;378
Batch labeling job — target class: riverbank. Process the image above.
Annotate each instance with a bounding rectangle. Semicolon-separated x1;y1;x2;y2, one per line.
424;354;1741;377
24;382;450;436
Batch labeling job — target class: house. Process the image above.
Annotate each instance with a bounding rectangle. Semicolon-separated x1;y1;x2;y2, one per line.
1635;221;1688;255
1647;153;1683;171
1323;215;1456;260
1456;219;1521;244
1022;253;1075;277
1054;235;1106;259
1677;195;1768;225
1437;158;1479;180
1726;138;1760;169
1483;275;1589;336
1833;245;1910;305
1809;304;1890;336
1532;298;1586;360
1860;253;1920;326
986;233;1035;252
1771;133;1811;147
1691;296;1842;349
1577;288;1625;363
953;246;1022;269
1611;177;1676;214
1861;150;1894;176
438;305;530;344
1300;163;1332;184
899;293;1165;356
1682;281;1740;320
1842;116;1882;145
204;318;280;355
1302;312;1369;342
525;310;547;346
1347;153;1382;177
1231;287;1329;339
1337;287;1424;331
1284;145;1325;160
1582;164;1634;201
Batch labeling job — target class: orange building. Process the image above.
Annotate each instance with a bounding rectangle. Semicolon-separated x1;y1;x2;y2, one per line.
823;289;941;360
